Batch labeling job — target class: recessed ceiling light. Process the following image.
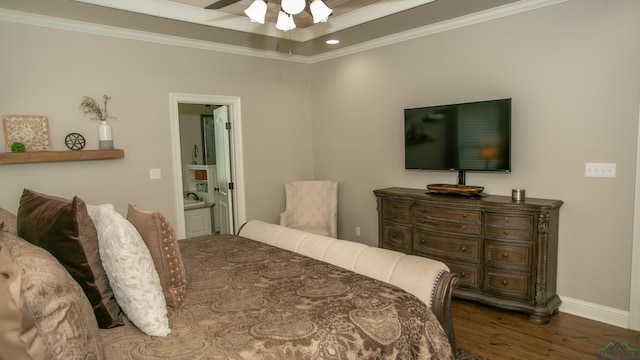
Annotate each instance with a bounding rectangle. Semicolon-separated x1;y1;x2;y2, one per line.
325;39;340;45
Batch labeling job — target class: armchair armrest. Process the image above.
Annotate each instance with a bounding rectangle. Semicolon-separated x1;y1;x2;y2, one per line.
279;211;292;227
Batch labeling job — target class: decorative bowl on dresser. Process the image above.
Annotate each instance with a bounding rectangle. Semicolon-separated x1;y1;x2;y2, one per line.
374;187;563;324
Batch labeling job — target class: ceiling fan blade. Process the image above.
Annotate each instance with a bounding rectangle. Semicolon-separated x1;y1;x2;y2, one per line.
205;0;242;10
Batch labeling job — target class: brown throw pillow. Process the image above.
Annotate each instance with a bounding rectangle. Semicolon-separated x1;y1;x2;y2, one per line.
0;232;104;360
127;204;187;308
16;189;123;328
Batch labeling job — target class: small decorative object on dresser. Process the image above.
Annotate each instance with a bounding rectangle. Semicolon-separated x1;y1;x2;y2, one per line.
374;187;563;324
79;95;116;150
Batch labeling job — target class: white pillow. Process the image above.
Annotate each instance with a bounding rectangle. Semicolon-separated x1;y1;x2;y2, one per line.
87;204;170;336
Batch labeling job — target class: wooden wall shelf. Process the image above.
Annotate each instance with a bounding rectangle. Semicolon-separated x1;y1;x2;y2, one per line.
0;149;125;164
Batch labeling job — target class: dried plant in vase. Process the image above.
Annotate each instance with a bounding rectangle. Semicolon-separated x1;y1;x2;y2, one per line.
79;95;116;121
79;95;117;150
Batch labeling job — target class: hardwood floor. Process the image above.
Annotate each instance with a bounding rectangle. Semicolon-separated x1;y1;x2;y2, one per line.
451;299;640;359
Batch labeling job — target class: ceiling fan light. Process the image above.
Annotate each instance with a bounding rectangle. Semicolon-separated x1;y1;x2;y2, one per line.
275;10;296;31
310;0;332;23
281;0;306;15
244;0;267;24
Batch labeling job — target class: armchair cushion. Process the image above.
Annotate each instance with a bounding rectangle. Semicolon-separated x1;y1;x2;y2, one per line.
280;180;338;238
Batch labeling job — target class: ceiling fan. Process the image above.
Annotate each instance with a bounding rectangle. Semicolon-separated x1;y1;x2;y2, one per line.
205;0;242;10
205;0;332;31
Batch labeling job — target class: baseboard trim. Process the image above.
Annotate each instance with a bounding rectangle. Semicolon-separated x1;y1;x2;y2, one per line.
559;295;629;329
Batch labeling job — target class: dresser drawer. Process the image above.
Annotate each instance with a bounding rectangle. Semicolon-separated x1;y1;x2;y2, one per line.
382;201;411;224
413;206;482;223
485;213;533;241
381;241;411;255
484;240;532;270
485;213;533;229
413;217;482;235
485;226;532;241
483;269;531;300
413;231;481;263
381;224;411;250
447;262;481;289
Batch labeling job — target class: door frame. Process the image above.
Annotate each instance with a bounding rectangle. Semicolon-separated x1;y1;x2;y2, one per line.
630;99;640;330
168;93;246;237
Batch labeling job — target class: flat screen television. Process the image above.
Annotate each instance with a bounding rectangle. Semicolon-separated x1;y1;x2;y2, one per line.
404;98;511;184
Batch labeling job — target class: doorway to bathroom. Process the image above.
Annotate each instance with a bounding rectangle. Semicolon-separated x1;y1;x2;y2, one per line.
169;93;246;238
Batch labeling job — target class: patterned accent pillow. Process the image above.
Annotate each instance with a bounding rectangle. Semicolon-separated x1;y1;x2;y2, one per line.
0;232;104;360
88;204;170;336
0;206;17;235
127;204;187;308
17;189;123;329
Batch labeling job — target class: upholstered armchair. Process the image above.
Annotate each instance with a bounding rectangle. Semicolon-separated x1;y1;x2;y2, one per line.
279;180;338;238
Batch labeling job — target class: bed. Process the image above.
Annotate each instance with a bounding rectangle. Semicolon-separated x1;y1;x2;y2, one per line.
0;196;457;360
100;221;457;359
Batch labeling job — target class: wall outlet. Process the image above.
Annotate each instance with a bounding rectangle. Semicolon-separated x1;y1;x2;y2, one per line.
585;163;616;178
355;226;361;236
149;168;162;180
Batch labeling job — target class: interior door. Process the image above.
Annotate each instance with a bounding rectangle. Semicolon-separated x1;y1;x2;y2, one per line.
214;105;234;234
201;115;215;165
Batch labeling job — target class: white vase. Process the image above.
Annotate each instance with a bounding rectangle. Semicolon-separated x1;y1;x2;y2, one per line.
98;120;114;150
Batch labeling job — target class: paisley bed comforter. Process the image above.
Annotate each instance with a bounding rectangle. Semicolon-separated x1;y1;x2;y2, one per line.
100;234;453;359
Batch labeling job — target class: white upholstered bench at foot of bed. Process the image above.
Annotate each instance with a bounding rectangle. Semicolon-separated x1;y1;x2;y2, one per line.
238;220;458;351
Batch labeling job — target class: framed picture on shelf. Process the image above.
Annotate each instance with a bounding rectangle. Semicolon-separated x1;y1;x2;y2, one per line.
2;114;52;151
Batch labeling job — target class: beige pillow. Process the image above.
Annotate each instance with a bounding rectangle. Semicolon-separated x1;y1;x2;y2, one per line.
127;204;187;308
0;232;104;360
88;204;170;336
17;189;123;328
0;206;17;235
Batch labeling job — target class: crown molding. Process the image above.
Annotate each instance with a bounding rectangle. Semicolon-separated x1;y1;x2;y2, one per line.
0;0;567;64
0;8;310;63
309;0;567;63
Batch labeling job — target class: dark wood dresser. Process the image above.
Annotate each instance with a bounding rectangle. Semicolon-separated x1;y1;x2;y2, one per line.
374;187;563;323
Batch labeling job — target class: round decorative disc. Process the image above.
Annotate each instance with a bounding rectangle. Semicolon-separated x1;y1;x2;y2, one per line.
65;133;86;150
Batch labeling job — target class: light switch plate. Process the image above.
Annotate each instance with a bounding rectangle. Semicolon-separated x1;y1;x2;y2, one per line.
585;163;616;178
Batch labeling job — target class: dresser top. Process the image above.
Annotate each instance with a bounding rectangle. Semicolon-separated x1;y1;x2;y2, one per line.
374;187;563;210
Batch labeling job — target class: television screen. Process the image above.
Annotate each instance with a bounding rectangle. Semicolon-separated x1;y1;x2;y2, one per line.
404;98;511;172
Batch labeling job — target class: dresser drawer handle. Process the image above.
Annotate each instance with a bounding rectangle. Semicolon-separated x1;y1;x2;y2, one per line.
461;225;467;230
420;239;425;244
501;279;508;286
502;253;509;259
392;215;397;220
392;204;397;209
391;233;398;238
461;213;467;218
420;209;426;213
460;271;466;278
460;246;467;252
503;230;509;235
420;219;426;224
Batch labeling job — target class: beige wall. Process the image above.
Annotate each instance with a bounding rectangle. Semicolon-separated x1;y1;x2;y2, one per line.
311;0;640;311
0;20;314;228
1;0;639;314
